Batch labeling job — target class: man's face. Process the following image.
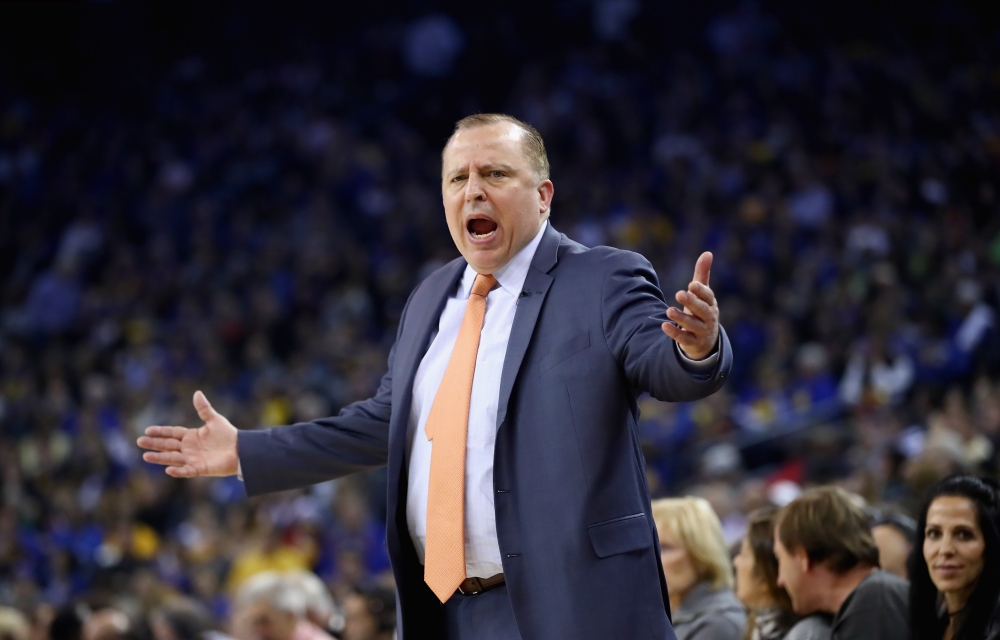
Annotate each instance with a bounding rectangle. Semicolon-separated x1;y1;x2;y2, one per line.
237;600;296;640
441;122;554;274
773;533;813;614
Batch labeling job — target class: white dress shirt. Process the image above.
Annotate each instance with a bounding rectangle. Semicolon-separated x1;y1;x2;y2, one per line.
405;222;549;578
404;221;717;578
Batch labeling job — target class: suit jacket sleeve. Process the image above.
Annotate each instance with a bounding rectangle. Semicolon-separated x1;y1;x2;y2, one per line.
237;296;412;497
601;250;731;402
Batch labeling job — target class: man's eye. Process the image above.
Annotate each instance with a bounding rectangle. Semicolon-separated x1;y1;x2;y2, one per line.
452;175;466;183
490;170;504;178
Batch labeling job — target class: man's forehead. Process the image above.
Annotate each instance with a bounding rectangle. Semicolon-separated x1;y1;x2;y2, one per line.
444;123;527;162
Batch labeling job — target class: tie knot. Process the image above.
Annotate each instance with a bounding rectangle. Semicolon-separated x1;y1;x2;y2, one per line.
471;273;497;298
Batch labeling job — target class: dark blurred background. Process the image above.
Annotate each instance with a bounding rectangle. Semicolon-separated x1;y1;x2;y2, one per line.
1;1;999;638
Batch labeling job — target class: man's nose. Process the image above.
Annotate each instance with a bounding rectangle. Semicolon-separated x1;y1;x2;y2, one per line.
465;172;487;201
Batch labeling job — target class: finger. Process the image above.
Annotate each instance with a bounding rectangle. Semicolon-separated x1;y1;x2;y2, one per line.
692;251;712;287
687;281;717;308
667;306;709;335
193;390;218;423
144;425;189;439
676;290;713;320
662;321;698;346
165;465;199;479
136;436;183;452
142;451;188;466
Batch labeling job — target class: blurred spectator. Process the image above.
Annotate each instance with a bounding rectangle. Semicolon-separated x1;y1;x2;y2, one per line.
227;512;313;593
340;588;394;640
82;609;131;640
150;597;228;640
774;487;908;640
733;506;831;640
46;607;85;640
869;508;916;580
230;573;332;640
0;608;30;640
281;572;338;637
652;497;746;640
908;475;1000;640
839;338;915;408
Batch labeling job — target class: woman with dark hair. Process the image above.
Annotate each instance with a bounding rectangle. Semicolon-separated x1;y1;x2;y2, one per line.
908;475;1000;640
733;506;831;640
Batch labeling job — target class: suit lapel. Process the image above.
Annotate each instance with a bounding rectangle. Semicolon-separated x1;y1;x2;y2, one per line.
495;224;561;430
388;258;465;479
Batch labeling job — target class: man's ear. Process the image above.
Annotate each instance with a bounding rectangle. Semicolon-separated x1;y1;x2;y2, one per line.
537;179;554;214
795;547;812;573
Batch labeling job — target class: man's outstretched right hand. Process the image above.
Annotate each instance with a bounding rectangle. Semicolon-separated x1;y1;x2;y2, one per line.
137;390;239;478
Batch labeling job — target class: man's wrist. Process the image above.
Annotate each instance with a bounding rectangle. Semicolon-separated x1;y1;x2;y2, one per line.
679;334;720;361
675;336;719;372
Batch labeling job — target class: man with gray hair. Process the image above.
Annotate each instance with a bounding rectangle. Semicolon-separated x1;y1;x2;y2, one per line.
142;113;732;640
282;571;340;636
232;572;334;640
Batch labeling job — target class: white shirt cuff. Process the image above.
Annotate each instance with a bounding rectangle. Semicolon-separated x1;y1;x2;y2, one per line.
237;460;243;482
675;341;719;372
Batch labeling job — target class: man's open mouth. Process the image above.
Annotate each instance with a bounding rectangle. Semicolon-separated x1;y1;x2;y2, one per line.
467;217;498;239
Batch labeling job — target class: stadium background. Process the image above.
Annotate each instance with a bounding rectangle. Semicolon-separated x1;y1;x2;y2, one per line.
0;0;999;636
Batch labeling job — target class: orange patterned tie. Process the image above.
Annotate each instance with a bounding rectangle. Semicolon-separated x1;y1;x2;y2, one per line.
423;272;497;603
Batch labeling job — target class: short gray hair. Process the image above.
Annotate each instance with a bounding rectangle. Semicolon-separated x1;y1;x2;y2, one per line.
283;570;335;622
236;572;307;617
444;113;550;181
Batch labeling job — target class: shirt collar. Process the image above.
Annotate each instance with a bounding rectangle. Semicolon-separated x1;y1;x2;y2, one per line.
459;220;548;299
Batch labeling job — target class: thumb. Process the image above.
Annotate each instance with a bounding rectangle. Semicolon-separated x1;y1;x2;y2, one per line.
193;390;218;423
693;251;713;287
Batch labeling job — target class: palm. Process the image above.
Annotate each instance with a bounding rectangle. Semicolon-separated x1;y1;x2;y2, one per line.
137;391;239;478
180;419;230;474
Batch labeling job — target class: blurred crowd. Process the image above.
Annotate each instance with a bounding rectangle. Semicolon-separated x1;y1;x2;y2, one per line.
1;1;999;639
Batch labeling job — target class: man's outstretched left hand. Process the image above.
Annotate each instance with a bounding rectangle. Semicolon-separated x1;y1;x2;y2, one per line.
662;251;720;361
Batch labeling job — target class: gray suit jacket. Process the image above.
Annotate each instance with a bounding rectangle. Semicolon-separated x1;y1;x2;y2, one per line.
673;583;746;640
239;224;733;640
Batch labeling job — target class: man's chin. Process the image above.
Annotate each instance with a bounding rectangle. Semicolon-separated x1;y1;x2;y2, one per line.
462;247;508;274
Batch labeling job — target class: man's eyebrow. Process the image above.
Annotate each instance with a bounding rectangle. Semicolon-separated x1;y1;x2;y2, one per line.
480;163;517;174
444;163;518;178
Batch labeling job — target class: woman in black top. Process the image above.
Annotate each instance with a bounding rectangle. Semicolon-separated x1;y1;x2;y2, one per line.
909;475;1000;640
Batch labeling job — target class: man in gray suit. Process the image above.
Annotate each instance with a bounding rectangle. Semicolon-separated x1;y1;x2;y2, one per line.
139;114;732;640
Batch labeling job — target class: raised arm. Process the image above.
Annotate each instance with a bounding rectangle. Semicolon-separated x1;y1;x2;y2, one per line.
602;250;730;402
